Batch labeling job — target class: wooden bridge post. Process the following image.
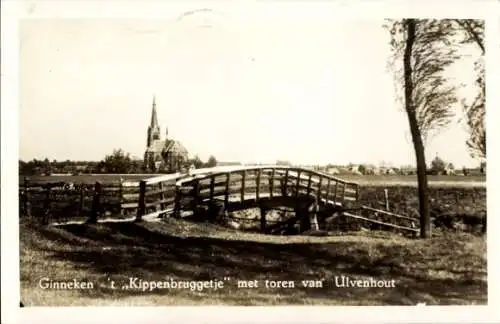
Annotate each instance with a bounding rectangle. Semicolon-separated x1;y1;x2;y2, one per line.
88;181;102;224
306;173;312;197
240;171;246;202
384;188;389;211
192;179;200;217
282;169;289;197
295;170;301;198
269;168;275;198
325;178;331;203
317;176;323;202
135;180;146;222
256;169;261;200
224;173;231;210
309;197;319;231
23;177;31;218
333;181;338;204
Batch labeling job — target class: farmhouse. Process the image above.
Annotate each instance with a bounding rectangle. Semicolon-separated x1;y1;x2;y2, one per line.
144;96;189;173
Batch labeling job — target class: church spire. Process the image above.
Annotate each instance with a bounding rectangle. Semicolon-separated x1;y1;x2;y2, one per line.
150;95;159;128
147;95;161;147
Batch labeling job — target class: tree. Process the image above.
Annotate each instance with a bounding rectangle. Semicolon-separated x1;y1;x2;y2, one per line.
430;156;446;174
205;155;218;168
188;155;204;169
101;149;134;173
386;19;460;238
455;20;485;160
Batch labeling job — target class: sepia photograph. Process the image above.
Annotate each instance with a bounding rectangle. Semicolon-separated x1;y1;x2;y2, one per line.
2;0;498;322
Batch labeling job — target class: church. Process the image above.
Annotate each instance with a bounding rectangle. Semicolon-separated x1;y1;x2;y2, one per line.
144;96;189;173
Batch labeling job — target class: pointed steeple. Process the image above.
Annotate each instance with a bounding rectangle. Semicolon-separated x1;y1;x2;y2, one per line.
150;95;159;128
147;95;161;147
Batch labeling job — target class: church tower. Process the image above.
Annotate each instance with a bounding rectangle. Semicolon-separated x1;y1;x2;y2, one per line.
147;95;161;147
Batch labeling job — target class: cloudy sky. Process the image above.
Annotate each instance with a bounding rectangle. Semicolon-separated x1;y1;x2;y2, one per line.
19;9;482;167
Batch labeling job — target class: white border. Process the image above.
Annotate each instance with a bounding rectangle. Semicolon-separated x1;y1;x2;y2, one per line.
2;0;499;323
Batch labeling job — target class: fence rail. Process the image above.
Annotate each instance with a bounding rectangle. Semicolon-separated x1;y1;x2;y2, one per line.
20;166;364;226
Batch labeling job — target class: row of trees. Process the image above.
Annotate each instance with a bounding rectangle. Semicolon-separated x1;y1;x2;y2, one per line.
19;150;219;176
386;19;485;238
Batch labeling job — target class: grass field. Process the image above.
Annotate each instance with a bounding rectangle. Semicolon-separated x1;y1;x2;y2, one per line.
20;174;486;187
20;217;486;306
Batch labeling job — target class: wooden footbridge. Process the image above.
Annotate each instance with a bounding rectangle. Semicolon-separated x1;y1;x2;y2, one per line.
123;165;419;235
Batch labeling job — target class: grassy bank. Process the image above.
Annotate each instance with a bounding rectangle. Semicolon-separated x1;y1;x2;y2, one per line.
20;218;486;306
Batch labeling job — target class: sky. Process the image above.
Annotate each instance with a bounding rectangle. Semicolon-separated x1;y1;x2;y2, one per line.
19;12;483;167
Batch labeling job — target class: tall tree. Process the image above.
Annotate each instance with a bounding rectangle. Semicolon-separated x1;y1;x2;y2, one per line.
386;19;460;238
455;19;485;160
102;149;134;174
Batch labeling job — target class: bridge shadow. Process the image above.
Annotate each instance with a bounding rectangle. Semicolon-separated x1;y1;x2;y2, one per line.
30;220;486;305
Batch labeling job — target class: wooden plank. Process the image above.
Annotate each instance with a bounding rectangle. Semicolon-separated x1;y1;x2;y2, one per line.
145;186;176;197
145;173;182;185
343;212;418;232
145;197;176;208
360;205;417;221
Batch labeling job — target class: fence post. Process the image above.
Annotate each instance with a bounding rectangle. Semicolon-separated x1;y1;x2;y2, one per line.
88;181;101;224
24;177;31;218
269;168;275;198
256;169;261;200
119;178;124;215
158;181;165;214
240;171;246;202
136;180;146;222
174;184;181;218
384;188;389;211
78;182;84;218
224;173;230;210
42;185;51;225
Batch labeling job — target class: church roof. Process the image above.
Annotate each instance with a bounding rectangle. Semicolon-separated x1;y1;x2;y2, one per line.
145;139;164;153
145;139;188;156
165;140;188;156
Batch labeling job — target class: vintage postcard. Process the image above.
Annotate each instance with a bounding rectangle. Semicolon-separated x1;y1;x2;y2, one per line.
2;0;499;323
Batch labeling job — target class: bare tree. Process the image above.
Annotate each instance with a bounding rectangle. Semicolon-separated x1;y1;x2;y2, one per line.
386;19;460;238
455;19;485;160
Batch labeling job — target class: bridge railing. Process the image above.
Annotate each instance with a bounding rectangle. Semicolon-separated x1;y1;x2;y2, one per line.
174;166;360;217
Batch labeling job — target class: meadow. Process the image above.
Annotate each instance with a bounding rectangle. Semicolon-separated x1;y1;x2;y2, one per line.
20;218;486;306
18;172;487;306
19;173;486;186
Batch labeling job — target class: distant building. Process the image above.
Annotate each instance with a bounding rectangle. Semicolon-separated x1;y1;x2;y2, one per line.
143;96;189;173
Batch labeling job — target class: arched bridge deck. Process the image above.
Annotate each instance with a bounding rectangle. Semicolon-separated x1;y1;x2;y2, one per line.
122;165;418;235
